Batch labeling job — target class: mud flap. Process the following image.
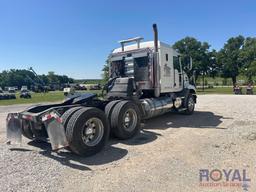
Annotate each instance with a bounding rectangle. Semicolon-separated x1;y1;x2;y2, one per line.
6;113;22;144
42;112;69;151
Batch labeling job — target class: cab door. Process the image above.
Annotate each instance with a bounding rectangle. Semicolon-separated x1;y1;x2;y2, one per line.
173;56;183;91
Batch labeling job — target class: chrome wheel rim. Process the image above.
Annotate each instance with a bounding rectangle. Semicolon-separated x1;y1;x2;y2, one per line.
82;117;104;146
123;109;137;132
188;97;194;111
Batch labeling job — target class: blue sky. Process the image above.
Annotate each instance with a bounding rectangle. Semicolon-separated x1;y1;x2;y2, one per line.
0;0;255;79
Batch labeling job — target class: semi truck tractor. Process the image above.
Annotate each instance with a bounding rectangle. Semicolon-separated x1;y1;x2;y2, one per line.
6;24;197;156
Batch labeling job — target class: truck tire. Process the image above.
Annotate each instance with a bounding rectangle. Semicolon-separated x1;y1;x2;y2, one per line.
105;100;121;122
183;94;195;115
66;107;110;156
111;100;141;139
61;107;82;130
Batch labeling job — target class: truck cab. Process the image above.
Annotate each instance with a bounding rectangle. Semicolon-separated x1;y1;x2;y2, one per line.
109;41;191;94
107;24;196;101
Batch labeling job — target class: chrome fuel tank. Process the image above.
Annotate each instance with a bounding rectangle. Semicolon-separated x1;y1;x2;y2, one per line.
141;97;173;119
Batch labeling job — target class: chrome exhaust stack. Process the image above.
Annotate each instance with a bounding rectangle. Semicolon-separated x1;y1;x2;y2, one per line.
153;24;160;97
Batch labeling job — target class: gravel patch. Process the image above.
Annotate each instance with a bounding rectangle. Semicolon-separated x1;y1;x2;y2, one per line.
0;144;66;192
0;95;256;192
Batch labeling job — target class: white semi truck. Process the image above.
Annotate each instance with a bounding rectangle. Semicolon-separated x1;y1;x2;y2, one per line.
7;24;196;156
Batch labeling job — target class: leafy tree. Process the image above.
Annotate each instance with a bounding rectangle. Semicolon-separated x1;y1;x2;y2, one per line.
239;37;256;82
173;37;211;81
47;71;59;84
0;69;35;88
0;69;74;89
173;37;214;90
68;77;74;83
101;63;109;83
39;74;49;85
208;49;220;78
244;61;256;82
217;35;245;85
61;75;70;83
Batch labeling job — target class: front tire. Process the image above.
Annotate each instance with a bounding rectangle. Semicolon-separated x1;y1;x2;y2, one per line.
66;107;110;156
183;94;195;115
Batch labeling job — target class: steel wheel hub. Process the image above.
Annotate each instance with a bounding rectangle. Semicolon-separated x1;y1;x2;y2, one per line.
188;97;194;111
82;117;104;146
123;109;137;132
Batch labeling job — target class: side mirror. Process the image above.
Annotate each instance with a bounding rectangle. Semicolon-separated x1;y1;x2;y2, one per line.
182;56;193;71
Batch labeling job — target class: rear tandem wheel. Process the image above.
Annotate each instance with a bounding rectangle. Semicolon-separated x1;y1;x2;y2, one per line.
110;100;141;139
65;107;110;156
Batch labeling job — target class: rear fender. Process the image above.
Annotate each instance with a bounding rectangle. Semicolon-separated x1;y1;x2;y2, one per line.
42;111;69;150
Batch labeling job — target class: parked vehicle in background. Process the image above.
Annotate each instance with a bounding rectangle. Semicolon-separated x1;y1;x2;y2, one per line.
21;86;28;91
20;88;32;99
8;89;15;94
0;87;5;100
0;87;16;100
8;87;16;93
63;86;75;96
234;84;242;95
7;90;16;99
79;85;87;90
89;84;101;90
246;84;253;95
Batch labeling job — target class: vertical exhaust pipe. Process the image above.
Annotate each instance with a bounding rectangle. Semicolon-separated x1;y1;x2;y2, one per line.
153;24;160;97
153;24;158;52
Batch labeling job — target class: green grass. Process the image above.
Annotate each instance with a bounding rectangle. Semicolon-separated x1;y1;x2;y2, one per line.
197;87;233;94
0;87;239;106
0;90;102;106
196;75;254;86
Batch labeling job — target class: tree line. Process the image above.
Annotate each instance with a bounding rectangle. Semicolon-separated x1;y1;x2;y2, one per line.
173;35;256;85
0;69;74;89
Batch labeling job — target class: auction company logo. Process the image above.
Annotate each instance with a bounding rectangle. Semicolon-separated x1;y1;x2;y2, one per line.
199;169;251;191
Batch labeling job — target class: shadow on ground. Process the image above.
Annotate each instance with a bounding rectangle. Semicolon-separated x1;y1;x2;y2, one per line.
9;111;226;170
144;111;227;130
24;140;128;171
110;130;161;146
9;130;161;170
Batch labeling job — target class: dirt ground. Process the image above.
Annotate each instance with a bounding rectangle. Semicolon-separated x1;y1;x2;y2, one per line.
0;95;256;192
